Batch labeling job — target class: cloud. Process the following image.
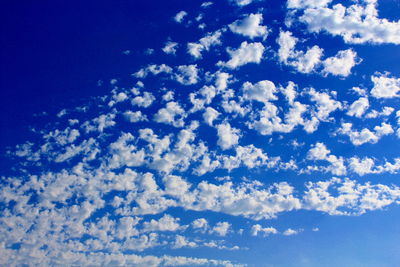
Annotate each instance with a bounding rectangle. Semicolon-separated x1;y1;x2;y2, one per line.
347;97;369;118
370;72;400;98
229;13;268;39
216;122;241;150
210;222;231;236
174;11;188;23
251;224;278;236
218;41;265;69
292;1;400;45
162;41;179;55
175;65;200;85
188;30;222;59
338;122;394;146
276;30;323;74
322;49;361;77
242;80;277;103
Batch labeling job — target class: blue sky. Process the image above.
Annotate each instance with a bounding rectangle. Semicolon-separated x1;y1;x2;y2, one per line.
1;0;400;266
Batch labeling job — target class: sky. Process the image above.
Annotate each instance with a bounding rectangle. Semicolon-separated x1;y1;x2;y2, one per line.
1;0;400;266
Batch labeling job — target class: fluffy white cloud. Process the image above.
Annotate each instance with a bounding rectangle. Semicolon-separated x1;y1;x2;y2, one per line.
303;177;400;215
293;1;400;44
216;122;241;150
338;122;394;146
276;31;323;74
370;72;400;98
347;97;369;118
133;64;173;78
322;49;360;77
175;65;199;85
251;224;278;236
210;222;231;236
174;11;187;23
162;41;179;55
154;101;186;127
283;228;300;236
142;214;184;232
229;13;268;39
203;107;220;126
124;110;148;123
188;30;222;59
132;92;156;108
242;80;277;103
218;41;265;69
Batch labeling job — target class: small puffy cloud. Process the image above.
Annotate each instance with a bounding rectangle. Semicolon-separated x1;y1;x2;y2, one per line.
276;30;323;74
192;218;209;231
242;80;277;104
308;88;342;121
133;64;173;78
303;177;400;216
173;235;198;249
216;122;241;150
187;30;222;59
322;49;360;77
210;222;231;236
218;41;265;69
370;72;400;98
283;228;300;236
307;142;330;160
174;11;187;23
203;107;220;126
230;0;254;6
175;65;199;85
132;92;156;108
162;41;179;55
293;1;400;45
142;214;184;232
229;13;268;39
348;157;376;176
347;97;369;118
251;224;278;236
338;122;394;146
124;111;148;123
154;101;186;127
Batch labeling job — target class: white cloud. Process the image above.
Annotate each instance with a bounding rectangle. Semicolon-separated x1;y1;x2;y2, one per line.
132;92;155;108
133;64;173;78
203;107;220;126
188;30;222;59
322;49;360;77
174;11;188;23
338;122;394;146
276;30;323;74
370;72;400;98
218;41;265;69
308;88;342;121
348;157;376;176
347;97;369;118
283;228;300;236
294;1;400;45
162;41;179;55
216;122;241;150
210;222;231;236
229;13;268;39
231;0;254;6
303;177;400;215
242;80;277;104
251;224;278;236
124;110;148;123
175;65;199;85
154;101;186;127
142;214;184;232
